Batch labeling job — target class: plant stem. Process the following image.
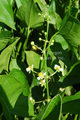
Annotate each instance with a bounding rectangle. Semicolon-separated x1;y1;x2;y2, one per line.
34;44;43;51
50;71;57;77
43;21;50;102
69;0;71;13
16;28;25;58
69;0;71;10
21;27;30;62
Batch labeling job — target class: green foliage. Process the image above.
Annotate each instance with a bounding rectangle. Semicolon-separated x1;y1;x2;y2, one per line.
0;0;80;119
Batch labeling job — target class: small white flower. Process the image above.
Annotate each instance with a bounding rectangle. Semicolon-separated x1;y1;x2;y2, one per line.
37;79;46;87
31;64;33;68
29;97;32;100
37;72;46;80
43;72;46;76
43;79;46;83
54;64;63;72
26;67;30;72
26;64;33;73
59;68;63;72
37;76;41;80
59;88;65;92
54;64;59;69
29;97;35;105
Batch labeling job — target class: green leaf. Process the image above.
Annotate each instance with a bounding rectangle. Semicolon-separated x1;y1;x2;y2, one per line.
0;97;12;120
62;91;80;114
54;34;69;50
0;75;34;117
0;31;12;38
59;15;80;54
9;69;30;96
15;0;28;8
30;78;39;89
35;95;61;120
0;38;10;51
16;0;44;28
0;31;12;51
0;75;26;108
0;37;20;73
25;51;40;69
49;35;71;68
47;1;62;29
60;7;78;30
9;94;34;117
0;0;15;29
53;62;80;94
9;59;21;71
63;113;73;120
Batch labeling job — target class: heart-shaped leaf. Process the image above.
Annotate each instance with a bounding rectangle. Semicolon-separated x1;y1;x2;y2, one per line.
9;69;30;96
25;51;40;69
16;0;44;28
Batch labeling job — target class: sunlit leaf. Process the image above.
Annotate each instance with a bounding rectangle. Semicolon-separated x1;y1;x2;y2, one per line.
15;0;28;8
0;37;20;73
25;51;40;69
9;69;30;96
16;0;44;28
0;0;15;29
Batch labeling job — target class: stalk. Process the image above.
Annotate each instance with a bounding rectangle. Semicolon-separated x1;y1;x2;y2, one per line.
43;21;50;102
21;27;30;62
69;0;71;10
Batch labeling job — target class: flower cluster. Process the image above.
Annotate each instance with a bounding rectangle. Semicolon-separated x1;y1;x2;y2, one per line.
38;12;52;21
38;79;46;87
26;64;63;87
37;72;46;87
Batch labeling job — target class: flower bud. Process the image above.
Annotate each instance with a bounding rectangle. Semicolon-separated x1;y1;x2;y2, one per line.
31;41;34;45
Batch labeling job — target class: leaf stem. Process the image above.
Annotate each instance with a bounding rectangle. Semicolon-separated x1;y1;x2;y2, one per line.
35;99;51;104
50;71;57;77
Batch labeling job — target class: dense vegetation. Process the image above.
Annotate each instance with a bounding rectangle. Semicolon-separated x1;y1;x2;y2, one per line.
0;0;80;120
